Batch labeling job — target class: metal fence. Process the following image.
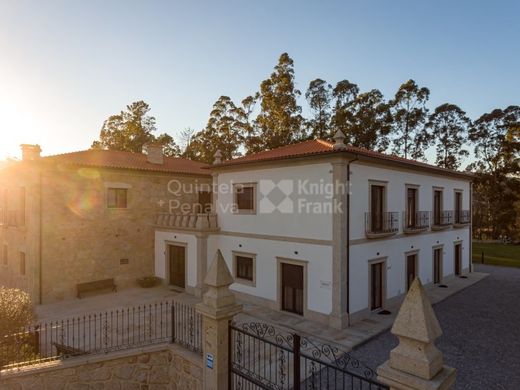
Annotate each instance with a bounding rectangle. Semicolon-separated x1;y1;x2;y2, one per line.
0;300;201;370
229;322;389;390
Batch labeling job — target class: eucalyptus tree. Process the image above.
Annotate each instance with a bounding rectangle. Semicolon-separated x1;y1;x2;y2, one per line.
305;78;332;139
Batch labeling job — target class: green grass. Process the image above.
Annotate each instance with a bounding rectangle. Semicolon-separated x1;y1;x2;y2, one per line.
472;242;520;268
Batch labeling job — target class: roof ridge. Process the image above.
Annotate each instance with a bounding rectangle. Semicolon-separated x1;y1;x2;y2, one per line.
316;139;333;148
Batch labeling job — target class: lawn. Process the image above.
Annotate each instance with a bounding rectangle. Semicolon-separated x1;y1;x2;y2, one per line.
472;242;520;268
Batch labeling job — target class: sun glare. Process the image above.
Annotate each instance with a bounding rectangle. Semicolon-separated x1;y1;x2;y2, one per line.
0;99;40;160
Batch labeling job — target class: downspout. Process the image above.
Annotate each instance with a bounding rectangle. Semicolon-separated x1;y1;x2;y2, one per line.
469;181;473;273
346;155;359;322
38;170;43;304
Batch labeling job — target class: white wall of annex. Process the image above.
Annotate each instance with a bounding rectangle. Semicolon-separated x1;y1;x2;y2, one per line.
349;227;471;313
155;231;198;288
349;162;471;240
207;235;333;315
216;163;334;241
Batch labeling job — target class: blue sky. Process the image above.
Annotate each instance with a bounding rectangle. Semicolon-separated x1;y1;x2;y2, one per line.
0;0;518;160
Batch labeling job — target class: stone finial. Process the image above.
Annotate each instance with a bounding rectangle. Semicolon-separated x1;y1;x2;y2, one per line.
332;130;347;150
377;278;456;390
200;250;238;311
213;149;223;164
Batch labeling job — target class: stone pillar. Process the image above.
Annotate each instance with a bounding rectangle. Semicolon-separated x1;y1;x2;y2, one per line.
377;278;456;390
329;160;349;329
196;250;242;390
194;233;208;298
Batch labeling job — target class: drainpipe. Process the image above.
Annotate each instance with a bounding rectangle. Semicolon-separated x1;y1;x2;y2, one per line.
38;170;43;304
346;155;359;322
469;181;473;273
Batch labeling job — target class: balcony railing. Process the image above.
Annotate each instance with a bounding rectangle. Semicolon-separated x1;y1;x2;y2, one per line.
431;210;453;228
403;211;430;233
454;210;471;225
365;212;399;237
156;213;218;231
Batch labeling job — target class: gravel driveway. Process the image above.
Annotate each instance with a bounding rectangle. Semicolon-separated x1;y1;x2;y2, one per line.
352;264;520;390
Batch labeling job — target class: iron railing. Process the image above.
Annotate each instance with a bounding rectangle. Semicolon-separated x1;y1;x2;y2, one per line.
403;210;430;231
431;210;453;227
455;210;470;225
229;322;389;390
365;212;399;235
0;300;201;370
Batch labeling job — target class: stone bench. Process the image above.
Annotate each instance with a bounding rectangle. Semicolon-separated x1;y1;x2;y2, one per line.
76;278;117;298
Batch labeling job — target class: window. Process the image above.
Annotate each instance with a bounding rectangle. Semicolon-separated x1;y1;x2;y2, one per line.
454;191;462;223
198;190;213;213
19;187;26;226
2;244;7;266
234;184;256;213
433;248;442;284
233;252;256;286
107;188;128;208
370;185;385;231
406;187;418;228
433;189;443;225
20;252;25;275
120;258;129;265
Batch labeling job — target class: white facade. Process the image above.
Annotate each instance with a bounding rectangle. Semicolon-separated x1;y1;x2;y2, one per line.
154;152;472;328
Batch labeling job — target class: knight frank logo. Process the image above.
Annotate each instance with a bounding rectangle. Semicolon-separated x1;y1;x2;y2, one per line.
258;179;294;214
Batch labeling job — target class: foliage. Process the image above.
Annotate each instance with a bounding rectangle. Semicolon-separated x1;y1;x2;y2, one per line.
185;96;244;163
305;79;332;139
330;79;359;140
92;101;180;156
0;288;34;336
253;53;305;151
426;103;470;169
389;80;430;160
472;242;520;268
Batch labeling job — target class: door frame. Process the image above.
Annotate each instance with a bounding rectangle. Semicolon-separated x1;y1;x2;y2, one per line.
165;241;188;290
277;257;308;317
368;257;387;311
405;250;419;291
453;241;462;276
432;245;443;284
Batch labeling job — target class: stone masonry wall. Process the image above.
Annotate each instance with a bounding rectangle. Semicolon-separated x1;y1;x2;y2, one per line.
0;345;202;390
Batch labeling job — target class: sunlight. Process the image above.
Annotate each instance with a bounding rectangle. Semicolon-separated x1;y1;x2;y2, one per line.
0;98;40;160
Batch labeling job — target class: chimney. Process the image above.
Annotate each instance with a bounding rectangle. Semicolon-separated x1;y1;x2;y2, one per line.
144;144;164;165
332;130;347;150
20;144;42;161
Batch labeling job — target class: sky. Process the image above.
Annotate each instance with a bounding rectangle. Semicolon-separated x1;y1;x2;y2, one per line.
0;0;518;161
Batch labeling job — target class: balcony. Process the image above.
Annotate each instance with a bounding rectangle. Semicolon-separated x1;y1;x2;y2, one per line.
454;210;471;227
365;212;399;238
403;211;430;233
156;213;218;231
431;210;453;230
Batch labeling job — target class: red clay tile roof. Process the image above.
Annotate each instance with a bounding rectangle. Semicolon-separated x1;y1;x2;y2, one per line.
43;149;210;176
212;139;473;179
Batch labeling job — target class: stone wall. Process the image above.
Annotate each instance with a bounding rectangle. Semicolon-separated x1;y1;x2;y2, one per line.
0;344;202;390
0;161;211;304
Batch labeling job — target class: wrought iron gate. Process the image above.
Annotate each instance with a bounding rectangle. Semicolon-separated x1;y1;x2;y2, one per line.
229;322;389;390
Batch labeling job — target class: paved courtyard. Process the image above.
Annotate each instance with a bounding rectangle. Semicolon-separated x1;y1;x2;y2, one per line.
351;264;520;390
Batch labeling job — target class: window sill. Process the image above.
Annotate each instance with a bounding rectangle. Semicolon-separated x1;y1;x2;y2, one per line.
234;277;255;287
431;224;452;231
403;227;429;234
365;231;398;239
453;223;470;228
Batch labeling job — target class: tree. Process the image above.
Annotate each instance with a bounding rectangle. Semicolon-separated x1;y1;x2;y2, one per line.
185;96;243;163
92;101;180;156
0;287;33;336
469;105;520;174
426;103;470;170
340;89;392;151
254;53;305;151
389;80;430;160
305;79;332;139
331;80;360;140
237;94;261;155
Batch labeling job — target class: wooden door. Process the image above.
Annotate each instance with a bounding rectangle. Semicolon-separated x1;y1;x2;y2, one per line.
406;254;417;291
169;245;186;289
454;244;461;276
407;188;417;227
281;263;304;315
433;190;442;225
433;248;442;284
198;191;212;213
371;262;383;310
371;185;384;232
